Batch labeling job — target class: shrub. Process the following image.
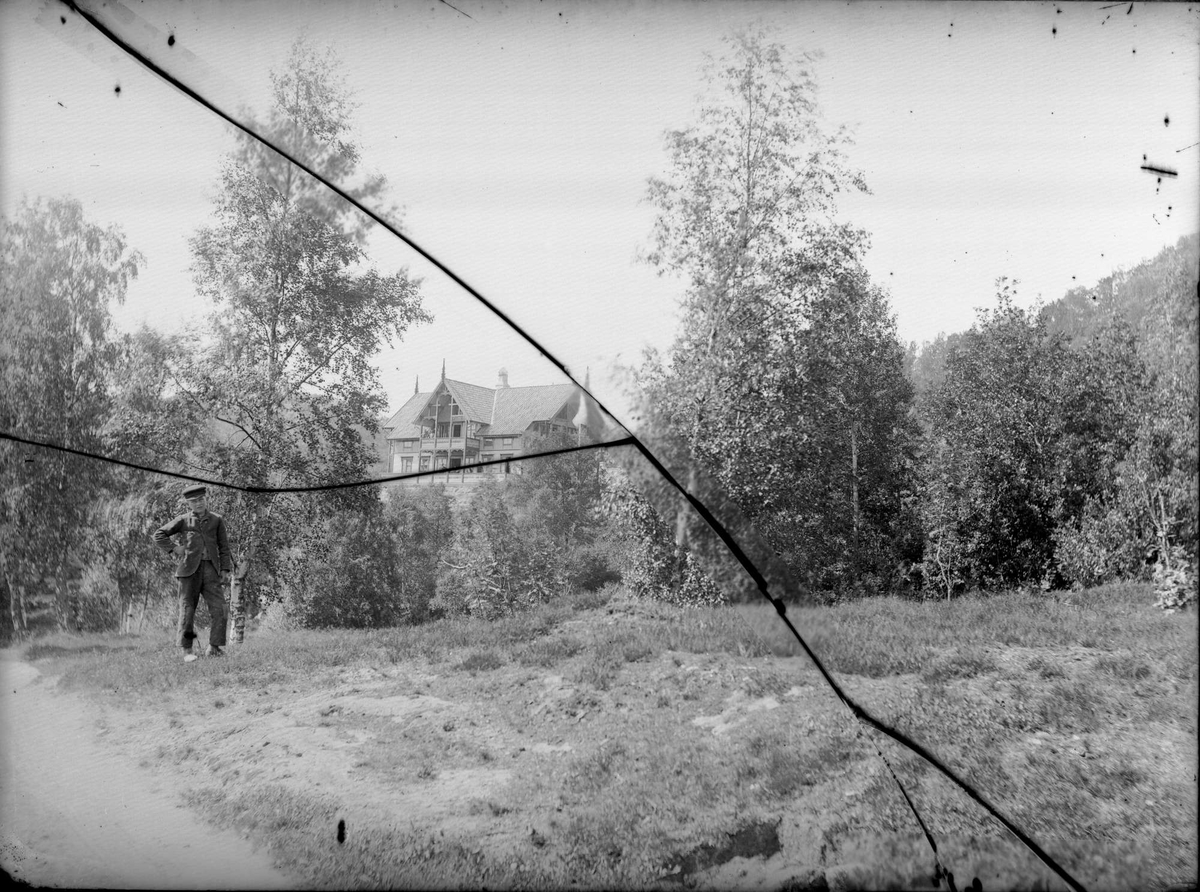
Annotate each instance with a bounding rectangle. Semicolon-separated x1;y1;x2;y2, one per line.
384;485;453;625
1152;545;1198;612
566;540;623;593
433;482;566;619
605;483;725;607
1053;505;1142;589
280;503;405;629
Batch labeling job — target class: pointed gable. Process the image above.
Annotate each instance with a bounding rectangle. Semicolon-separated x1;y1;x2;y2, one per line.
385;371;582;443
443;379;496;422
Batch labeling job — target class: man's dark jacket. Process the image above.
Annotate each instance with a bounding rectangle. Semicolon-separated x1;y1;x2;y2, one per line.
153;509;234;578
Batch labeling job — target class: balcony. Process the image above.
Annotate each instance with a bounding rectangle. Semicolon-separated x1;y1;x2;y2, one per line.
418;434;481;452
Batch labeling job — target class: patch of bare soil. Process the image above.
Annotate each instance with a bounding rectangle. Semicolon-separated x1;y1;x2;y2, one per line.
0;655;293;890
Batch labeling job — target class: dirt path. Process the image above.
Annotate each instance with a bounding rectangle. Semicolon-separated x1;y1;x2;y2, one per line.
0;654;296;890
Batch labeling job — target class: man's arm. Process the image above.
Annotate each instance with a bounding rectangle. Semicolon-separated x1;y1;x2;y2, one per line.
152;516;183;552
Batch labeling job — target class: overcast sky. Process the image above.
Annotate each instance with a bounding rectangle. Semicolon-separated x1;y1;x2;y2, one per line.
2;0;1197;424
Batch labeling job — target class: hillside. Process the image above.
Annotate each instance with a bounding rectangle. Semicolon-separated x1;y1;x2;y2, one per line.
908;232;1199;395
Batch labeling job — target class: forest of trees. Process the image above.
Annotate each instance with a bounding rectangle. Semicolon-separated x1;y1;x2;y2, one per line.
1;32;1196;643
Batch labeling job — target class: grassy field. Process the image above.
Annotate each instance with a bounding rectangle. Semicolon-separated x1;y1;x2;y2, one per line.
16;582;1198;891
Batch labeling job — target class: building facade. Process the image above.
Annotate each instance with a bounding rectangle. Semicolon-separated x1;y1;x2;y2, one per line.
382;366;585;486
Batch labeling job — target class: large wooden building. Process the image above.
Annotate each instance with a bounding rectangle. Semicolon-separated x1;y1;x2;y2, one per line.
382;366;587;485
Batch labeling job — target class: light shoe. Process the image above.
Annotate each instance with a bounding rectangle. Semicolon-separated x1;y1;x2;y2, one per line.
183;649;198;663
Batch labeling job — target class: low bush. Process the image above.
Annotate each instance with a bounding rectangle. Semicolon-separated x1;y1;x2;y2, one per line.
456;650;504;673
515;634;584;667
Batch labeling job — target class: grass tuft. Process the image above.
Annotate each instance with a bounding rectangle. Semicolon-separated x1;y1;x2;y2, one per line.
514;634;584;667
456;649;504;673
921;648;999;683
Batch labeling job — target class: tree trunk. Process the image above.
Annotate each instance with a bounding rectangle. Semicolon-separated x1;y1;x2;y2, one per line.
229;506;261;644
850;426;860;574
54;563;72;632
229;571;246;644
6;568;28;639
136;582;152;633
1157;491;1171;569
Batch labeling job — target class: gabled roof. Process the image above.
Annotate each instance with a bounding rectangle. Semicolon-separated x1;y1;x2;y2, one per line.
382;391;431;440
487;384;577;436
443;379;496;422
384;376;581;440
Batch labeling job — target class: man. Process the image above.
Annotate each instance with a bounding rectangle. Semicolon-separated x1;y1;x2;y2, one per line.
153;484;233;662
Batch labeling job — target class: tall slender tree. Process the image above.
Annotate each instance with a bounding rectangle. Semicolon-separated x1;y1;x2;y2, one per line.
637;27;913;595
0;197;143;633
182;38;430;639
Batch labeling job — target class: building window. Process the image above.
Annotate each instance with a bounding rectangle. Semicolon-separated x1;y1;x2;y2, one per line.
403;440;415;451
435;456;448;470
436;423;449;437
502;437;513;447
400;456;413;473
452;423;462;438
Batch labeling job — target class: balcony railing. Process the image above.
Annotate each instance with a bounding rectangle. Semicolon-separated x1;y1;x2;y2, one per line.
417;434;481;451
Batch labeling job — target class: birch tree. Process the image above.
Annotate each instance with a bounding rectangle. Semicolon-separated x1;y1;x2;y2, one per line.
0;197;143;633
637;27;914;595
182;39;430;639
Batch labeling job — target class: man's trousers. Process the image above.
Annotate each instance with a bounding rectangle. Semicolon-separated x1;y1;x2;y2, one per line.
177;561;227;648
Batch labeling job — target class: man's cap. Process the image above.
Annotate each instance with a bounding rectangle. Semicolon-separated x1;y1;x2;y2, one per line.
182;484;207;499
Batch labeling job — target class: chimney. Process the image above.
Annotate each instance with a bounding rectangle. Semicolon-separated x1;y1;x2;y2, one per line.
497;367;509;389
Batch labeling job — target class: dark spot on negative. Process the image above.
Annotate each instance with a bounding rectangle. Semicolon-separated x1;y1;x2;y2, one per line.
114;84;121;95
1052;26;1057;36
337;819;346;843
168;34;176;47
60;15;66;24
1164;115;1170;127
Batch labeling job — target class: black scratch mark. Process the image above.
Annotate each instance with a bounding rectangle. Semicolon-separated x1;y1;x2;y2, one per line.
337;819;346;844
1140;163;1178;177
438;0;473;20
168;33;175;47
57;101;65;108
1177;142;1200;153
